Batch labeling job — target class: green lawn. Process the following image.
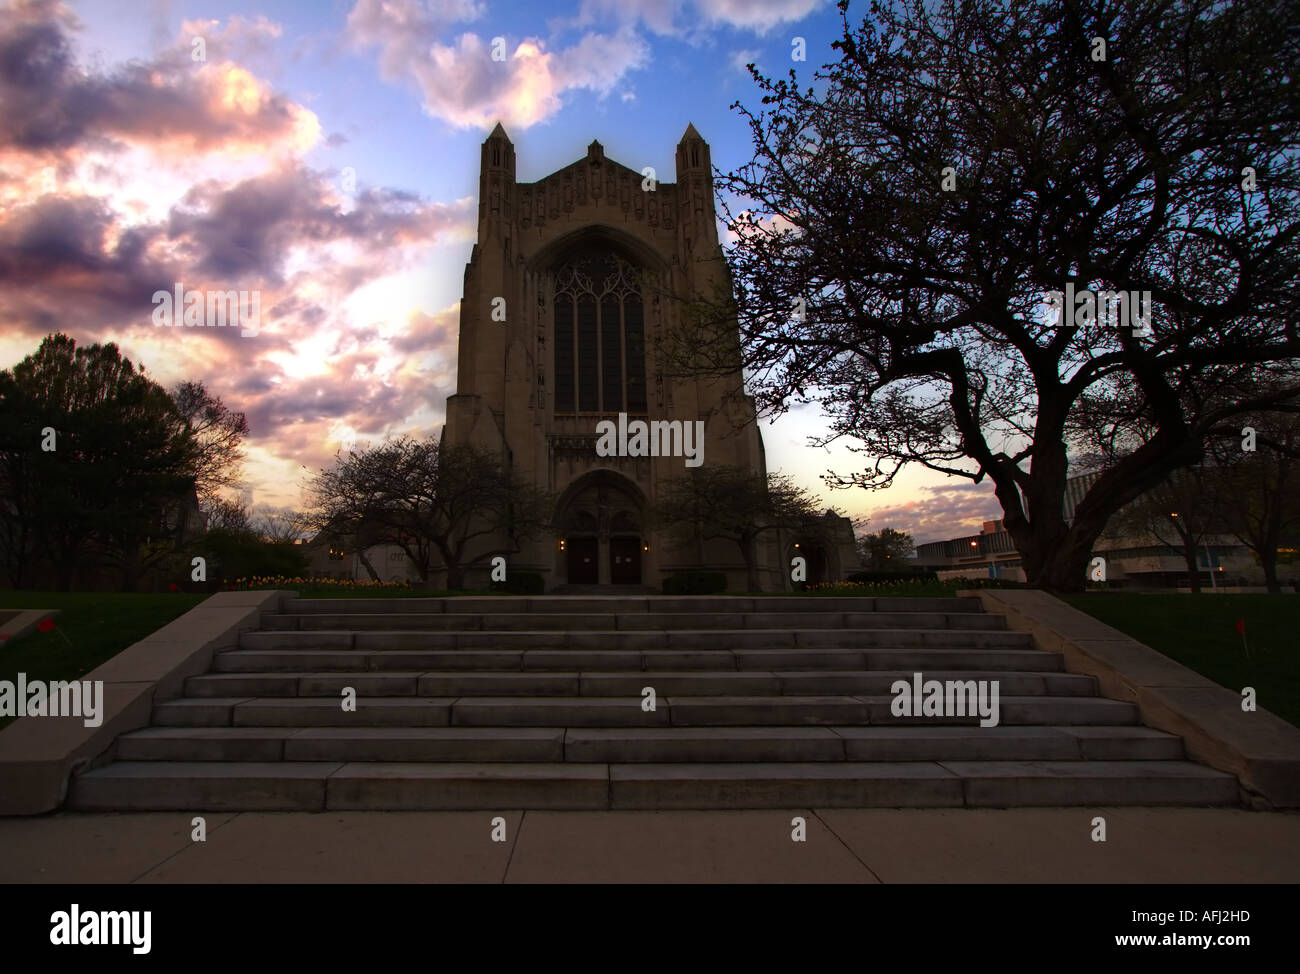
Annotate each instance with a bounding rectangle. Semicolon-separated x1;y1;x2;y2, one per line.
0;591;209;730
269;587;499;598
789;578;1027;598
221;577;511;597
1062;593;1300;729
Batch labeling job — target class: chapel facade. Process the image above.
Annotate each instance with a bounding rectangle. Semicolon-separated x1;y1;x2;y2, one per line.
440;123;787;591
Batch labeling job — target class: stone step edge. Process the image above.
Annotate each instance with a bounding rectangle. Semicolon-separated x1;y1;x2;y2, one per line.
66;759;1241;811
154;693;1134;707
964;588;1300;808
111;723;1187;763
186;669;1093;691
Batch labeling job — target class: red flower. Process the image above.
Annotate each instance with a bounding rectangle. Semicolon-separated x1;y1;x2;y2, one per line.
37;618;56;632
169;582;180;592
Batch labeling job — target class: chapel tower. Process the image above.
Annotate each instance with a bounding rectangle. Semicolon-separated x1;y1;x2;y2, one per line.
442;123;777;590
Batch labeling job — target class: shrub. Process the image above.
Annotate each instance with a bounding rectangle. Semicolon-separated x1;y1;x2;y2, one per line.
846;569;938;583
663;571;728;594
203;530;310;586
224;575;413;592
801;576;1031;597
491;569;545;594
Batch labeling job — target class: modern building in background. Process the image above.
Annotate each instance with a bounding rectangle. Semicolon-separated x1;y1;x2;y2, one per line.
913;519;1023;581
912;472;1285;589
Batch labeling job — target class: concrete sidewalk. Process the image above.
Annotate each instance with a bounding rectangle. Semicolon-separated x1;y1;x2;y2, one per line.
2;807;1297;883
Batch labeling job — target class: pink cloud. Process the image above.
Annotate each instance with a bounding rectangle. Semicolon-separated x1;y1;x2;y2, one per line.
858;481;1004;545
346;0;649;129
0;1;318;157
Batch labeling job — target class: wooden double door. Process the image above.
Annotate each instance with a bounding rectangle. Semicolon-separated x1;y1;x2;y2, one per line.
565;536;641;585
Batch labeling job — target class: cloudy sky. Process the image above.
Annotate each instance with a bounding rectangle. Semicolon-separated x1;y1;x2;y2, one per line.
0;0;1004;545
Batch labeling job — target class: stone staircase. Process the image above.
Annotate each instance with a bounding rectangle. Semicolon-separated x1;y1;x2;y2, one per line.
68;595;1239;810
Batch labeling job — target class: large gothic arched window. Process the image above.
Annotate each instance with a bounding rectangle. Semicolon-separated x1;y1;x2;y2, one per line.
552;251;648;415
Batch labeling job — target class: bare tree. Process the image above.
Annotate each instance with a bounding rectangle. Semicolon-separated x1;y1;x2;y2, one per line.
200;496;253;534
306;437;552;589
1109;468;1223;592
652;466;826;592
1209;411;1300;592
252;509;310;544
171;382;248;501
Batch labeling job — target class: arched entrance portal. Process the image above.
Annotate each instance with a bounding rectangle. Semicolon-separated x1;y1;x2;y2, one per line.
791;540;831;588
557;471;645;586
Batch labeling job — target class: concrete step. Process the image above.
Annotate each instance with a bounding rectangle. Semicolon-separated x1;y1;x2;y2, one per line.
735;648;1062;671
69;761;342;811
188;669;1096;698
215;650;376;672
152;697;456;727
215;646;1062;674
607;760;1238;809
773;670;1094;695
565;725;1183;763
659;695;1138;727
215;649;529;672
828;725;1184;761
116;726;567;762
448;695;866;727
279;596;985;615
238;628;1036;651
260;610;1006;633
112;723;1184;765
69;593;1239;811
117;726;298;761
67;758;1236;811
154;693;1134;728
941;760;1240;807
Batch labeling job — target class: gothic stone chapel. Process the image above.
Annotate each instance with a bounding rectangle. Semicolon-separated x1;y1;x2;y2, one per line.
441;122;787;591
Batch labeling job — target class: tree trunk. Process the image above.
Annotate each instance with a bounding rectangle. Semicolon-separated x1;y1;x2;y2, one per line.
741;537;761;593
1258;542;1281;594
5;518;32;588
1029;539;1094;592
6;541;25;589
1002;429;1073;590
356;549;381;583
120;543;141;592
1011;425;1207;593
1014;516;1092;592
1261;511;1283;594
1181;536;1202;593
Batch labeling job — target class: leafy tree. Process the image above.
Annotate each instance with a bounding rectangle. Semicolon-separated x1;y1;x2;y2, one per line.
0;334;198;589
306;437;551;589
651;466;826;592
690;0;1300;591
120;382;248;590
202;528;309;586
0;369;46;587
857;526;915;570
